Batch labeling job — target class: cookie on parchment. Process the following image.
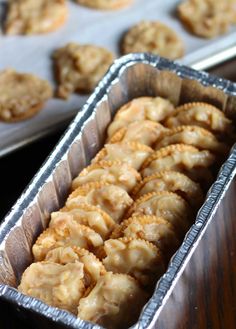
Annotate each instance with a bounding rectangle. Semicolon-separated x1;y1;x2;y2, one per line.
178;0;236;38
121;21;185;60
53;43;114;99
76;0;132;10
5;0;68;35
0;69;52;122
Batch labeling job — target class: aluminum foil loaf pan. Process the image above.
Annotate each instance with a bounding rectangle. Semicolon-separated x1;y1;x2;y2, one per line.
0;53;236;329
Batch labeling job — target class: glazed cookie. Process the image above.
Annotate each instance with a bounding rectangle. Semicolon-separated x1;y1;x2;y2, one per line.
107;96;174;138
126;191;192;235
53;43;114;98
5;0;68;35
18;261;85;314
66;182;133;223
164;102;234;139
141;144;216;187
154;125;229;154
111;215;179;259
91;142;153;170
72;160;141;192
178;0;235;38
76;0;132;10
132;171;204;208
50;203;116;240
102;238;165;286
33;222;103;261
78;272;148;329
0;69;52;122
45;246;106;285
121;21;185;59
108;120;167;146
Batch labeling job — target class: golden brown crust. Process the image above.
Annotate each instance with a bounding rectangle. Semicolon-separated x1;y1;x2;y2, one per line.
72;160;141;192
126;191;192;235
32;224;103;261
45;246;106;285
107;96;175;138
68;181;110;198
77;272;148;329
66;182;133;223
0;69;52;122
18;261;85;314
5;0;68;35
140;144;215;188
154;125;229;154
110;215;180;260
91;142;153;170
50;203;116;240
131;170;204;208
102;237;165;286
164;102;234;138
121;21;185;60
76;0;132;10
108;120;166;146
53;43;114;98
141;144;199;171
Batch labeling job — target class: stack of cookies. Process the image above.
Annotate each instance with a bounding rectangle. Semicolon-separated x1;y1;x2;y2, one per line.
18;96;234;328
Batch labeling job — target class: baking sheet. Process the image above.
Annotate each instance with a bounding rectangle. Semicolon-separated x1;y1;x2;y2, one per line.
1;0;236;157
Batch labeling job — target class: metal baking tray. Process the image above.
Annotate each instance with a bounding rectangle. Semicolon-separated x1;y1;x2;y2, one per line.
0;53;236;329
1;0;236;158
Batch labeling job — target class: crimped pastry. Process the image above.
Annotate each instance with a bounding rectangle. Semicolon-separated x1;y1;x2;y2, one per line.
121;21;185;60
78;272;148;329
110;215;179;260
164;102;234;139
126;191;192;235
154;125;229;154
53;43;114;98
50;203;116;240
102;237;165;286
72;160;141;192
108;120;167;146
32;223;103;261
0;69;52;122
91;142;153;170
66;182;133;223
107;96;174;138
45;246;106;285
18;261;85;314
141;144;215;188
76;0;132;10
5;0;68;35
132;171;204;208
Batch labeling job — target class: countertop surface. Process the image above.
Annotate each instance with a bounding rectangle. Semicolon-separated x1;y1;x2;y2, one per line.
0;58;236;329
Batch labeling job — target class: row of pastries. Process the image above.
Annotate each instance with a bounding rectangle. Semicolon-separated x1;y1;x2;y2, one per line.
18;96;234;329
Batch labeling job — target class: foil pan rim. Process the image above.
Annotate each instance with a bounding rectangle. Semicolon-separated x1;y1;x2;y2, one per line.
0;53;236;329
